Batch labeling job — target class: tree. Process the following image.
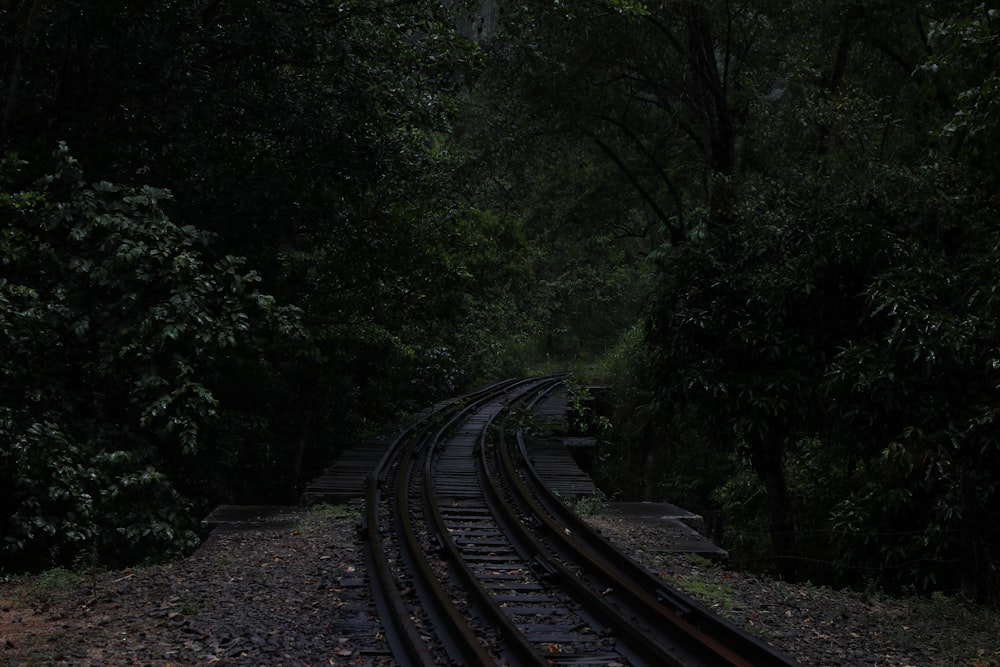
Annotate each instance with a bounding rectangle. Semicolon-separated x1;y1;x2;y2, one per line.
819;2;1000;603
2;0;519;489
1;145;304;569
484;0;1000;601
650;1;1000;600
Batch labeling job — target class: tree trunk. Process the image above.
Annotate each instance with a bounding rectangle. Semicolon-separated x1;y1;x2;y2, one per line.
684;3;734;175
683;3;736;227
291;409;312;489
960;465;997;604
2;0;45;141
749;440;797;581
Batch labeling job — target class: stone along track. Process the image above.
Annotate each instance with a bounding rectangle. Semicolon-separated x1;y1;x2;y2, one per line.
361;377;802;666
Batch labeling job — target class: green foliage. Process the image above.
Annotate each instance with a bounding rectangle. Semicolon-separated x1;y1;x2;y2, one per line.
482;0;1000;601
650;2;1000;598
711;457;773;568
34;566;86;593
508;403;541;435
1;1;538;553
922;4;1000;176
1;146;303;570
672;576;738;612
571;493;608;517
588;325;658;499
604;0;650;18
565;381;595;436
2;0;498;408
3;0;998;607
463;26;659;366
295;503;363;533
0;2;553;573
588;324;731;506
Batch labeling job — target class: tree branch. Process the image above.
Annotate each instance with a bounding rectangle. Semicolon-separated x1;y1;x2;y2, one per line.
3;0;45;142
581;127;684;244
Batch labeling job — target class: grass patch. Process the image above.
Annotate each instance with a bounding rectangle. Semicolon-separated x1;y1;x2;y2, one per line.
6;566;94;608
571;494;608;516
36;566;86;592
683;553;714;568
672;575;738;611
296;502;363;532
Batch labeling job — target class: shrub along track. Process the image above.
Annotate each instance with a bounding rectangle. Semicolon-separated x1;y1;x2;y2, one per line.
362;375;802;666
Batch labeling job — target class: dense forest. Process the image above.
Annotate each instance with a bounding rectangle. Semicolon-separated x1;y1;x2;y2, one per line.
2;1;997;605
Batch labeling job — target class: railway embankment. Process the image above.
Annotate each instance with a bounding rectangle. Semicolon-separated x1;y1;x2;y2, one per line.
2;501;998;666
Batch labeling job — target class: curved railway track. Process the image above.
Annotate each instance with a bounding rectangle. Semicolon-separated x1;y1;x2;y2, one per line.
360;376;802;666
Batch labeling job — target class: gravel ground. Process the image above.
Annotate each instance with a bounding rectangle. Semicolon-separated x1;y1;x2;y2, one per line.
2;503;998;667
1;505;393;667
584;513;1000;667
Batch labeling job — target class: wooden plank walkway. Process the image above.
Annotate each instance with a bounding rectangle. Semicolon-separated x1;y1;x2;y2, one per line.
524;386;599;499
601;501;728;559
203;383;725;558
299;433;397;505
528;388;726;557
300;400;451;504
198;505;303;545
523;435;599;499
533;387;570;432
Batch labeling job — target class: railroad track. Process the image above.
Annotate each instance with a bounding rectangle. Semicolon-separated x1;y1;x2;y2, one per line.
360;376;802;666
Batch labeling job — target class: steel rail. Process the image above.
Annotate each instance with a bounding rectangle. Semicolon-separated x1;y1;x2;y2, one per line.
361;425;436;666
363;376;803;666
361;378;521;666
501;428;753;665
396;427;499;665
484;415;706;665
416;373;701;665
380;377;556;665
506;383;805;666
423;376;561;667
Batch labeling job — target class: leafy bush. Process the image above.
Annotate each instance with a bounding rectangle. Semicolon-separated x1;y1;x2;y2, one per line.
1;146;304;571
